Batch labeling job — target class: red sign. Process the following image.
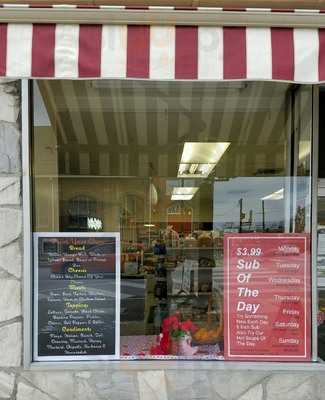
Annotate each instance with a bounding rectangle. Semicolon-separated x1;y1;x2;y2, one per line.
224;233;311;361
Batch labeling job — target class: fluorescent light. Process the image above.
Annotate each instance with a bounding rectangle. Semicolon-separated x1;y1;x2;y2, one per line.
189;164;199;174
178;142;230;178
171;194;194;201
198;163;215;176
180;142;230;164
172;187;198;195
171;187;198;201
144;224;155;227
261;188;284;201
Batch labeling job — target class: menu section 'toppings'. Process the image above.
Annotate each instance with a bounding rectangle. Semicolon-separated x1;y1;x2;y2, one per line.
224;234;311;361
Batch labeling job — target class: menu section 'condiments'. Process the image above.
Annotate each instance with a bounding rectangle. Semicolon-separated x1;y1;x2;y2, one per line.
34;233;120;361
224;234;310;361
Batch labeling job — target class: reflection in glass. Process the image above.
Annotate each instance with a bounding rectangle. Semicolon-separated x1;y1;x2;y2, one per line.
32;81;312;360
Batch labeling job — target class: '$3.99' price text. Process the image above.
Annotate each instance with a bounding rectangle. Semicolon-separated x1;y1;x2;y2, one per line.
236;248;262;256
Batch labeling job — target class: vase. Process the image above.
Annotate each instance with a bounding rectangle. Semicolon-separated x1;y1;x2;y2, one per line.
169;335;198;356
178;335;198;356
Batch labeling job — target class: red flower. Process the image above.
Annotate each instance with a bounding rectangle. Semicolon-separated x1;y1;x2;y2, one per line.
179;319;198;333
160;331;170;354
162;315;178;330
172;321;179;331
179;320;191;332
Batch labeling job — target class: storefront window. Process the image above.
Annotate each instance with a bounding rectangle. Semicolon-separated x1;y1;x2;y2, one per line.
32;80;313;361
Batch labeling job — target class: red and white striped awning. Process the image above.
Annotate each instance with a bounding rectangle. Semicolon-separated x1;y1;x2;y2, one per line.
1;6;325;82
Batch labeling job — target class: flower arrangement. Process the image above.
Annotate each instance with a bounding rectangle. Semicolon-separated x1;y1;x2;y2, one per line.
150;313;198;356
164;314;198;339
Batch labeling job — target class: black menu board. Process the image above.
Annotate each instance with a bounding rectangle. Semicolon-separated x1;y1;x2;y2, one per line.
33;233;120;361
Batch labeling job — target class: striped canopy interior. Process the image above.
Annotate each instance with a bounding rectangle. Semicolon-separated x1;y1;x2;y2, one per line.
1;8;325;82
34;80;298;178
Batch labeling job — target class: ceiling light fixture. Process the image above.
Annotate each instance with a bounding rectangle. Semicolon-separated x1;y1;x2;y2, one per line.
178;142;230;178
171;187;199;201
171;194;194;201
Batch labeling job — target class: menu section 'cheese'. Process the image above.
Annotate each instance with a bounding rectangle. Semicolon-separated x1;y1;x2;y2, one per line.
224;234;310;361
34;233;120;361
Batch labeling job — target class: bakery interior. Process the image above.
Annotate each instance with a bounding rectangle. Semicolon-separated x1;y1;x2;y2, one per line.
32;80;312;358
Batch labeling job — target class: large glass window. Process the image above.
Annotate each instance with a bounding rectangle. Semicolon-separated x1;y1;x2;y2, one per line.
32;80;313;361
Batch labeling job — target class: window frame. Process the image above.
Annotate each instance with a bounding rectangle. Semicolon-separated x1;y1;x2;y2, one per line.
22;79;322;370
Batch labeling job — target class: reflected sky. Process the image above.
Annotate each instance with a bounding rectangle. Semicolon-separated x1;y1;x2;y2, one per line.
213;177;310;232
